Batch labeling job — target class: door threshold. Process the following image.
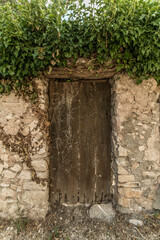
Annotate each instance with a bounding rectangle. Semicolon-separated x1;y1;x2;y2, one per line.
62;203;91;207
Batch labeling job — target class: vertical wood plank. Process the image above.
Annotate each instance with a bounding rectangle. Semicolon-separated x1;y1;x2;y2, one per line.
63;83;80;203
94;82;111;202
49;82;79;203
49;81;60;202
79;82;96;203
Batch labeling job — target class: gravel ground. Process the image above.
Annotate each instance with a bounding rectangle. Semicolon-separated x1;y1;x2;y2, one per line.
0;204;160;240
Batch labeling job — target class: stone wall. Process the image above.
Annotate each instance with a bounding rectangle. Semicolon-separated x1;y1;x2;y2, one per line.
111;74;160;212
0;78;49;219
0;74;159;219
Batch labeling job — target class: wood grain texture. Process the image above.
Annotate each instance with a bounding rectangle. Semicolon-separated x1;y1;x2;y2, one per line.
49;82;80;203
79;83;96;203
49;81;111;204
46;67;116;80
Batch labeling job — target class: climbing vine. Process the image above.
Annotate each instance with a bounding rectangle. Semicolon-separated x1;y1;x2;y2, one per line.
0;77;49;184
0;0;160;97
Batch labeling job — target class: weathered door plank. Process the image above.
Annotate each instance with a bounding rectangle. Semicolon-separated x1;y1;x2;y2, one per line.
94;83;111;202
79;83;96;203
49;82;80;203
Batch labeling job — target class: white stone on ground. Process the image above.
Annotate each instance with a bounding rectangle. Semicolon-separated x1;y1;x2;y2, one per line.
129;219;143;227
89;203;116;222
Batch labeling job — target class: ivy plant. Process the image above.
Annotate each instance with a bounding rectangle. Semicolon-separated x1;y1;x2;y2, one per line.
0;0;160;96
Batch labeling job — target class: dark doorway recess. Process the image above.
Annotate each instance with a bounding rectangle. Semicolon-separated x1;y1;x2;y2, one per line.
49;81;111;204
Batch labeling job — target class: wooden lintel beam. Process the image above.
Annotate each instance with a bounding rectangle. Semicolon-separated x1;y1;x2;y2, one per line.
45;67;116;80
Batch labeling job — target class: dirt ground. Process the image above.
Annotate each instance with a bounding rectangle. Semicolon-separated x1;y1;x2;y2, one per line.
0;204;160;240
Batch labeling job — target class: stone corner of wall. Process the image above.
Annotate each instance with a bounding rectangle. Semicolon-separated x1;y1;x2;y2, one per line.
111;74;160;213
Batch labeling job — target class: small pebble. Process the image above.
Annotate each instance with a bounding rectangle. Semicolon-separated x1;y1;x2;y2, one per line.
129;219;143;227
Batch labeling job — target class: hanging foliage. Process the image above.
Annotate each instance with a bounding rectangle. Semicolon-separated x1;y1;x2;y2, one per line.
0;0;160;96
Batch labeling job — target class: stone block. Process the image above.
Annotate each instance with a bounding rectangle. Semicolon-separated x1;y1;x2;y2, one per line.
8;204;18;216
3;162;9;168
3;178;11;184
18;170;32;180
118;197;131;208
11;184;17;190
2;170;16;179
4;123;20;135
119;92;134;104
23;181;47;190
13;154;22;162
32;132;43;142
117;158;128;166
143;171;158;178
0;201;7;211
144;149;159;161
118;166;128;175
17;186;23;192
1;101;27;115
0;183;10;187
1;154;8;161
119;188;142;198
32;160;48;172
118;146;128;157
10;164;22;172
89;203;115;222
0;194;6;201
23;110;35;125
38;146;47;155
141;179;153;186
1;188;15;197
37;171;49;178
135;90;148;107
39;104;45;111
132;163;139;169
31;152;48;160
22;190;48;206
23;163;30;170
29;120;38;131
21;126;30;136
139;146;145;151
118;175;135;183
1;93;19;103
136;198;153;210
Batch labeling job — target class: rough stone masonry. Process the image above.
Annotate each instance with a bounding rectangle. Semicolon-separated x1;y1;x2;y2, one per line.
0;78;49;219
0;74;159;219
111;74;160;213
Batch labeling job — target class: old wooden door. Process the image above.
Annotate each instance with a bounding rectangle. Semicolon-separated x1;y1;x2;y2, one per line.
49;81;111;204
